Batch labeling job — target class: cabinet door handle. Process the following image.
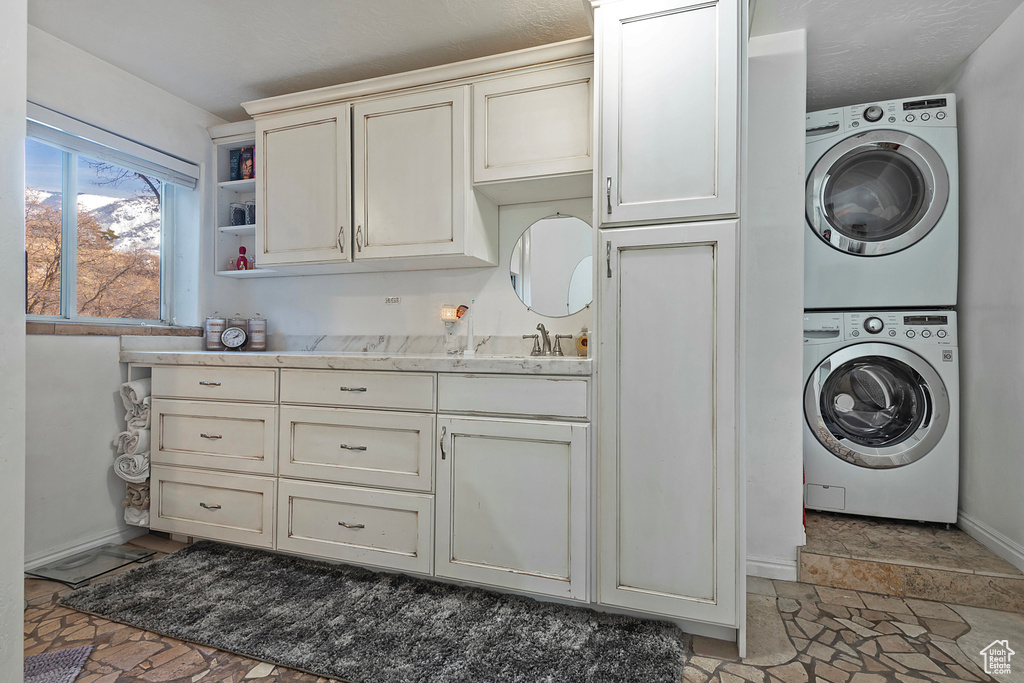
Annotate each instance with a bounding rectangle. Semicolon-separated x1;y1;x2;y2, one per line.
606;176;612;214
200;433;223;440
340;444;367;451
339;386;367;392
198;381;221;386
338;521;365;529
440;426;447;460
199;502;221;510
606;241;612;279
337;225;345;254
356;225;363;252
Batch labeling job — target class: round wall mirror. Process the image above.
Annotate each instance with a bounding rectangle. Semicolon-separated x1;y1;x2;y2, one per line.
509;215;593;317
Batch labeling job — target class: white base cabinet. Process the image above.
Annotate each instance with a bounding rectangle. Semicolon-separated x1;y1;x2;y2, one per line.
597;221;738;627
434;416;588;601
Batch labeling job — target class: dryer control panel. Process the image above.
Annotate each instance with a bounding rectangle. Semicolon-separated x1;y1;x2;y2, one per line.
804;311;957;345
806;93;957;137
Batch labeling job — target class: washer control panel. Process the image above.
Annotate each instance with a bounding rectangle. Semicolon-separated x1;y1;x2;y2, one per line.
806;93;956;137
804;311;957;345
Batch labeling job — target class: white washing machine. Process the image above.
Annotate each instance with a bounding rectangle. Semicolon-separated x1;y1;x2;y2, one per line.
805;95;959;310
803;310;959;523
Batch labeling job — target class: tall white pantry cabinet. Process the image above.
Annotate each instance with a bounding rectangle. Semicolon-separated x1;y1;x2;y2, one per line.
591;0;746;643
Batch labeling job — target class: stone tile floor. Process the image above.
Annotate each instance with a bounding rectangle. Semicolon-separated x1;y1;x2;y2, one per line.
24;536;1024;682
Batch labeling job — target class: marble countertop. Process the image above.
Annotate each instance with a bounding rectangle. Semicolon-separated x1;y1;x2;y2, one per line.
121;349;592;376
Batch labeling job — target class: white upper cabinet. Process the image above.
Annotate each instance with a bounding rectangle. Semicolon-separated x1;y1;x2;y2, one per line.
596;0;740;226
353;86;497;266
472;63;593;204
255;104;351;266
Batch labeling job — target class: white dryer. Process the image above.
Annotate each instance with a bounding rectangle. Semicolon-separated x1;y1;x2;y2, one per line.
805;95;958;309
803;310;959;523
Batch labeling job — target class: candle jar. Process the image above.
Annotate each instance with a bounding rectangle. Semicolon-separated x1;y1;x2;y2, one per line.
229;202;246;226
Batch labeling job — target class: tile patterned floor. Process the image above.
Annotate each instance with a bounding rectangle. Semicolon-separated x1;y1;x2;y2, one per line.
24;535;1024;682
800;512;1024;614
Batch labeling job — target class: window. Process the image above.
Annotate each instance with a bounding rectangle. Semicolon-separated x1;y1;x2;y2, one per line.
24;105;198;323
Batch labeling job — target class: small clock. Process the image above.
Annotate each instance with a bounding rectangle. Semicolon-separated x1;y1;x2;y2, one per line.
221;326;248;351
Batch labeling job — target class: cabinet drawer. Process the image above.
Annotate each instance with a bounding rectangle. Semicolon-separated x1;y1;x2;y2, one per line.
280;406;433;491
152;366;277;403
153;400;277;475
280;369;435;411
150;466;275;548
438;374;588;419
277;480;433;574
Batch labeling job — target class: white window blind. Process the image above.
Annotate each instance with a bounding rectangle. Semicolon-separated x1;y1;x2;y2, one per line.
26;102;199;189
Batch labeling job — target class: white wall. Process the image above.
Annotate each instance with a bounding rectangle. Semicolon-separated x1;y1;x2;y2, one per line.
939;4;1024;570
743;30;807;579
0;0;27;678
24;27;225;565
210;197;594;342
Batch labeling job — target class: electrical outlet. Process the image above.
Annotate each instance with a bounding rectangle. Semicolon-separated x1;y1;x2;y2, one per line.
385;296;401;305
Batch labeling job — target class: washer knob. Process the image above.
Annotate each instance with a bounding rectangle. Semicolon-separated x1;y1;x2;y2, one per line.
864;105;884;122
921;113;931;121
889;329;897;337
906;330;916;338
936;111;947;120
906;114;916;122
922;330;932;338
937;329;947;338
864;317;884;334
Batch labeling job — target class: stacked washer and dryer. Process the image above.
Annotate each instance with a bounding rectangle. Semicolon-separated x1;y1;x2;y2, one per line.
802;95;960;524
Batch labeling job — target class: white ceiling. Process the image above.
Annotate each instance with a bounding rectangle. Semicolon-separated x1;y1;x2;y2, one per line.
28;0;1024;122
752;0;1024;111
27;0;591;122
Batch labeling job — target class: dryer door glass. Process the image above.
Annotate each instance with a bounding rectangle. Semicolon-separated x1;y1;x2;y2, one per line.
806;130;949;257
805;343;950;469
823;149;927;241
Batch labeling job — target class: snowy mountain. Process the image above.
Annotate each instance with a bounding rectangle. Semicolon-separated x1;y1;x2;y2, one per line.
32;191;160;254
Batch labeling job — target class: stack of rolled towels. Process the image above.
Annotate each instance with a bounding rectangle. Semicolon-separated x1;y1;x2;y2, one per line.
114;378;152;526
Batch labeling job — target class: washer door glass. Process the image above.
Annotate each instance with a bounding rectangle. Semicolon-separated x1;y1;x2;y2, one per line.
807;131;949;256
805;344;949;469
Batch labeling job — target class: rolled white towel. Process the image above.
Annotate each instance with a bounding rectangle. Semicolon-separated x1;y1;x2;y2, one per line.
122;429;150;456
126;396;151;431
113;431;132;455
119;378;152;412
124;507;149;527
114;452;150;483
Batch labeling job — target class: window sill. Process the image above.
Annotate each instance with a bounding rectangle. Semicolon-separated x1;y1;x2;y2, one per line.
27;321;203;337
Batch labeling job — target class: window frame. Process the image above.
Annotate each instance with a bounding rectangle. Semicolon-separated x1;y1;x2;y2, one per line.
24;104;197;326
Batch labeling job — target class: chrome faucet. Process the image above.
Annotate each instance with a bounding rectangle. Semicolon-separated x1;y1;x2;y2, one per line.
536;323;553;356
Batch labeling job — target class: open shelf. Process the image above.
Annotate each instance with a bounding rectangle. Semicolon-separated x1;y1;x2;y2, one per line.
218;224;256;236
218;178;256;192
216;268;275;278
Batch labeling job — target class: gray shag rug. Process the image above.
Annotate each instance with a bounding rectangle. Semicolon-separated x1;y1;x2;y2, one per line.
24;645;92;683
61;541;687;683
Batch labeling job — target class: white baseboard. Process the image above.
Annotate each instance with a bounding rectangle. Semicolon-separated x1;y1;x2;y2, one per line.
25;526;148;571
747;555;799;581
957;510;1024;573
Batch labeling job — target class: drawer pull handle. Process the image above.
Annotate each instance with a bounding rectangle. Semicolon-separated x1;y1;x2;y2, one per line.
198;381;222;386
200;433;223;440
199;502;221;510
338;521;365;529
340;444;367;451
339;386;367;392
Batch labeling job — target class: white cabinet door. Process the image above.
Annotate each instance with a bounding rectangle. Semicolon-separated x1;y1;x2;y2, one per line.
256;104;351;265
435;416;588;601
473;62;593;203
353;87;471;260
597;0;740;226
597;221;738;626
